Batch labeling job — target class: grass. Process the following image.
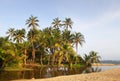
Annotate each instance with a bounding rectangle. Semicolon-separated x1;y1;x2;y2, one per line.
72;64;85;68
64;64;85;68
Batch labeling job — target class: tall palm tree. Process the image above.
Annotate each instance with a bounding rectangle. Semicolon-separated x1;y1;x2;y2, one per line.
72;32;85;64
6;28;15;41
52;18;62;29
26;15;39;63
63;18;73;30
26;15;39;30
27;29;40;63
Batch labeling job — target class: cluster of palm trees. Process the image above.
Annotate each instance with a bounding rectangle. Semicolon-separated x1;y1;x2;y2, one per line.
0;15;101;69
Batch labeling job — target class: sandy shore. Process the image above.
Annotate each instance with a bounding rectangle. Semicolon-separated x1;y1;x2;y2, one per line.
12;68;120;81
92;63;120;66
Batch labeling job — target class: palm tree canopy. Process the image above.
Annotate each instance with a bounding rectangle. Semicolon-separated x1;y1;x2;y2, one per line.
6;28;15;41
73;32;85;53
52;18;62;28
26;15;39;30
13;28;26;43
63;18;73;30
89;51;101;63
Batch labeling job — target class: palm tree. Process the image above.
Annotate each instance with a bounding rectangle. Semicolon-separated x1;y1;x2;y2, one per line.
26;15;39;63
6;28;15;41
73;32;85;54
62;30;73;44
13;29;26;43
83;54;91;66
72;32;85;64
52;18;62;29
89;51;101;63
26;15;39;30
27;29;40;63
21;41;30;65
63;18;73;30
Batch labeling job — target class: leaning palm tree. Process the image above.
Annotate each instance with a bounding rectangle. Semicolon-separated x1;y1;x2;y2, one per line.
63;18;73;30
52;18;62;29
26;15;39;63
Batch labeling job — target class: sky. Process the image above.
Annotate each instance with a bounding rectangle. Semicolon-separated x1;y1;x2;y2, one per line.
0;0;120;60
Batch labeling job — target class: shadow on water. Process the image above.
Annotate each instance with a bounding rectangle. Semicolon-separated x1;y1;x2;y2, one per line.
0;66;113;81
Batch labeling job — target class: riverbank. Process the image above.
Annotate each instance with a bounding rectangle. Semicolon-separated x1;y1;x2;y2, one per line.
92;63;120;66
12;68;120;81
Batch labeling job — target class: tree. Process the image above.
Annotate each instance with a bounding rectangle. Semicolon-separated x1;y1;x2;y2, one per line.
73;32;85;54
83;54;91;66
62;30;73;44
83;51;101;66
89;51;101;63
26;15;40;63
27;29;40;63
70;32;85;64
13;28;26;43
26;15;39;30
6;28;15;41
63;18;73;30
52;18;62;29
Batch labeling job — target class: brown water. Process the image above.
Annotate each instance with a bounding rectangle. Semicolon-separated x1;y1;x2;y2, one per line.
1;66;112;81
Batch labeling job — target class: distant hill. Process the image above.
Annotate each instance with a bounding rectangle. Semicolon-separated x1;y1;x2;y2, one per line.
101;60;120;64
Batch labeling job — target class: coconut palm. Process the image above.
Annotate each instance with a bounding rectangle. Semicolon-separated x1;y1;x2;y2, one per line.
52;18;62;29
63;18;73;30
72;32;85;64
26;15;39;63
26;15;39;30
13;29;26;43
89;51;101;63
6;28;15;41
83;54;91;66
62;30;74;44
73;32;85;54
27;29;40;63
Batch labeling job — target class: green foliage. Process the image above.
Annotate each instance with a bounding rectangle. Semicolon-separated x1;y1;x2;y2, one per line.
0;16;101;70
83;51;101;66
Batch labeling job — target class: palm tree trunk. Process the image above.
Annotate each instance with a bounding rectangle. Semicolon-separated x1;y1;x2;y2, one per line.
24;49;27;65
40;54;43;65
32;45;35;63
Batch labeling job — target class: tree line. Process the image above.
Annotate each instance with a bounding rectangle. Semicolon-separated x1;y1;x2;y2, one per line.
0;15;101;69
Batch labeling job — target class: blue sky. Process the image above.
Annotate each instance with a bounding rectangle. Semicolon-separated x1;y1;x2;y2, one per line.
0;0;120;60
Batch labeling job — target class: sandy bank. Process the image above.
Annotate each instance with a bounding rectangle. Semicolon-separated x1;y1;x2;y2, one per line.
92;63;120;66
12;68;120;81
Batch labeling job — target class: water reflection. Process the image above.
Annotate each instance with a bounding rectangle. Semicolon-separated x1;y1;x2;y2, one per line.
83;67;101;73
1;66;119;81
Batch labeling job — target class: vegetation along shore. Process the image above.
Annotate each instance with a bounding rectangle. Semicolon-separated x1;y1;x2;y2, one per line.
0;16;101;70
